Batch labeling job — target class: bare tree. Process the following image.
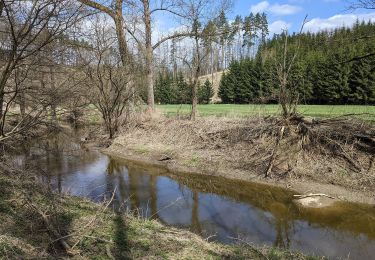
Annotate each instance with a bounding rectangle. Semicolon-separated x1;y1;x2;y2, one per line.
0;0;83;142
81;17;133;139
79;0;214;113
274;16;308;119
349;0;375;9
77;0;130;66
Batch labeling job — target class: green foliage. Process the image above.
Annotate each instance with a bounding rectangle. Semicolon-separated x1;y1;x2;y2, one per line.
219;21;375;105
219;58;263;103
155;73;215;105
198;79;214;104
154;72;192;104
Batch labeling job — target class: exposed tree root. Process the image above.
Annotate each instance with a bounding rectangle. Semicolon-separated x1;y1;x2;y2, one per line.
265;126;285;178
261;114;375;177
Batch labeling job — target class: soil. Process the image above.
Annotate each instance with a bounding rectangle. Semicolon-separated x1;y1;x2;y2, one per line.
104;116;375;205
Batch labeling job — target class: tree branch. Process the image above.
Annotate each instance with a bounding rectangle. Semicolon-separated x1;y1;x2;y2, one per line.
77;0;115;18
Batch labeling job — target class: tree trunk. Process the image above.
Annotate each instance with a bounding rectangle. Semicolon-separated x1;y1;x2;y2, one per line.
114;15;128;66
0;94;3;136
191;79;198;120
49;67;58;125
0;66;11;136
19;92;26;118
191;36;200;121
143;0;154;112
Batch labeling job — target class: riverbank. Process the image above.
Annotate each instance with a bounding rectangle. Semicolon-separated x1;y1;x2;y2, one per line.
105;116;375;205
0;162;316;259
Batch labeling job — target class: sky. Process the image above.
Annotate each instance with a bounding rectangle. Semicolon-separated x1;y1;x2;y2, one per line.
232;0;375;35
153;0;375;37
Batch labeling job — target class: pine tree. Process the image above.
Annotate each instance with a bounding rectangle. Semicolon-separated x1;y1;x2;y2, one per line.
198;79;214;104
349;57;375;104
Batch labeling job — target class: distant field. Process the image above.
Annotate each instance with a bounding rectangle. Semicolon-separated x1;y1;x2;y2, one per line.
157;104;375;121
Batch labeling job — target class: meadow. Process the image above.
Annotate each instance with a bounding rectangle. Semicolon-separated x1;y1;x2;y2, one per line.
157;104;375;121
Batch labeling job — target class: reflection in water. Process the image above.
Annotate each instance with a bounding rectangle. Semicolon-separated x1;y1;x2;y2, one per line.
14;130;375;260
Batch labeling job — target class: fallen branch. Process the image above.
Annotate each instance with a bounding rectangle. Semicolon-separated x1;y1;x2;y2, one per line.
293;193;336;199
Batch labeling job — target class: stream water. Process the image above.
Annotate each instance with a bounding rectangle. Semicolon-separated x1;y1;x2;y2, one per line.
13;129;375;259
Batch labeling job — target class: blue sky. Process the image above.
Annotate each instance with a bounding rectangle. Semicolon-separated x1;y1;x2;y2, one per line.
231;0;375;34
154;0;375;37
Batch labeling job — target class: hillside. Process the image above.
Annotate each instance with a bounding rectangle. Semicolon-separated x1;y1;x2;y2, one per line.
198;71;225;103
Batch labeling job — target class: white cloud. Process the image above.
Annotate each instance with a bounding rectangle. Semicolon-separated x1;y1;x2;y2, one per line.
250;1;302;16
250;1;270;13
269;4;302;15
269;20;292;34
304;12;375;33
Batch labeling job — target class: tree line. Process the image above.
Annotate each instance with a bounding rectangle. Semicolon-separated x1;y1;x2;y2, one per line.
154;72;214;105
219;21;375;105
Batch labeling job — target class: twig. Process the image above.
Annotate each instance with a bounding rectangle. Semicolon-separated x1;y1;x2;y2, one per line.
150;197;182;218
228;236;269;260
205;234;216;241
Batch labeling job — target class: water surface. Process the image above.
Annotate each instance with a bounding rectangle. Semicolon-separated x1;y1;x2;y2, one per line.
15;130;375;259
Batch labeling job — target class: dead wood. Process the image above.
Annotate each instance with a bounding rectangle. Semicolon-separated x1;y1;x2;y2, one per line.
293;193;336;199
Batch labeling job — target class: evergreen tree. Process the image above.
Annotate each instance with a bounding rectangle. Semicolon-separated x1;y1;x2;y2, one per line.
198;79;214;104
349;57;375;104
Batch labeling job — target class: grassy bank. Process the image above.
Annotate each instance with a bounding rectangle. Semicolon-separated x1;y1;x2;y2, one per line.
157;104;375;121
0;162;317;259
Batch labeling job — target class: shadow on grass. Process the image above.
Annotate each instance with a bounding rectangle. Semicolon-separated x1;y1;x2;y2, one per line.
0;175;76;257
113;212;130;259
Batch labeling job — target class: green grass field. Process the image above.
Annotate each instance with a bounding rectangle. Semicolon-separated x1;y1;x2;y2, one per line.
157;104;375;121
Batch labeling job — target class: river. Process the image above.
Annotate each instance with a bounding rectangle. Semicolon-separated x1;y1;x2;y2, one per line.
13;128;375;259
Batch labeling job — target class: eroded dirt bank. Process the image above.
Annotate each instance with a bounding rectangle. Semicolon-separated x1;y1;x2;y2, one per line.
105;116;375;205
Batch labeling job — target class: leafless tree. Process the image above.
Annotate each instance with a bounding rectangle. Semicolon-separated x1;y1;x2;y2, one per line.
77;0;130;65
0;0;84;142
274;16;308;119
349;0;375;9
81;17;133;139
78;0;215;113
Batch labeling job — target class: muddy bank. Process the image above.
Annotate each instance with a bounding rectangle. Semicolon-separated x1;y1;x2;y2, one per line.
105;117;375;205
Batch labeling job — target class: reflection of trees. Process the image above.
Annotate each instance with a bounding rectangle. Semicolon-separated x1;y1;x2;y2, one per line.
191;190;202;234
128;167;140;211
52;137;62;193
104;164;116;201
116;167;129;210
149;175;158;219
274;217;291;248
167;171;375;241
106;158;132;210
107;158;124;175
